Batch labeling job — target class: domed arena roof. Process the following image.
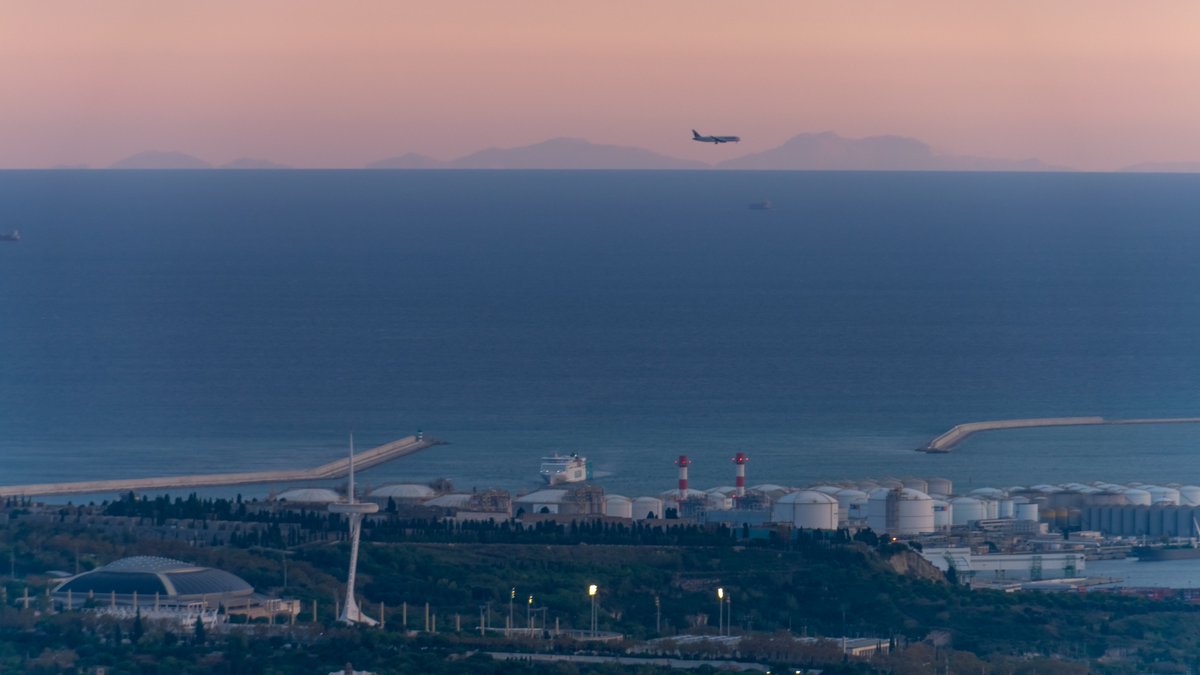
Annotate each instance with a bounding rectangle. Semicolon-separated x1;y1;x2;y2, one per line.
55;556;253;605
369;484;436;499
275;487;342;503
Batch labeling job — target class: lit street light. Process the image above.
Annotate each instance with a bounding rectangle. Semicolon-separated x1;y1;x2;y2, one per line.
717;587;724;636
527;594;533;630
588;584;598;634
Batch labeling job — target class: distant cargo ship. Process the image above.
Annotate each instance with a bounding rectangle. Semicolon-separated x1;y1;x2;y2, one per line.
0;230;19;242
748;200;773;211
539;453;591;485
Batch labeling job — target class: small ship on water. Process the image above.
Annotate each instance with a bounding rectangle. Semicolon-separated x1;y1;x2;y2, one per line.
0;230;19;242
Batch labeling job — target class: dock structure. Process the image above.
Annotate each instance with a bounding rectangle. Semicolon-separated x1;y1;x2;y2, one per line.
0;435;443;498
920;417;1200;453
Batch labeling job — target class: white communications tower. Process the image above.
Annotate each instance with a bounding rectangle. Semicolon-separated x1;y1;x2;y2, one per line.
328;434;379;625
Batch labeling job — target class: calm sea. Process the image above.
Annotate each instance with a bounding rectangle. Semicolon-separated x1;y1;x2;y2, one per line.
2;170;1199;498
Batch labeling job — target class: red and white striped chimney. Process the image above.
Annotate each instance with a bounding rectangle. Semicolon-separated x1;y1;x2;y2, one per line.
675;455;692;498
732;452;748;499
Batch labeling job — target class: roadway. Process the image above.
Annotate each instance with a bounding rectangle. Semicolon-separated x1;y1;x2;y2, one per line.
0;435;442;498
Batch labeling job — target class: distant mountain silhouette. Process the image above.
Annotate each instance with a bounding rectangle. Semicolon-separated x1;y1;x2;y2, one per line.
451;137;708;169
1121;161;1200;173
109;151;211;169
220;157;290;169
717;132;1068;172
367;153;448;169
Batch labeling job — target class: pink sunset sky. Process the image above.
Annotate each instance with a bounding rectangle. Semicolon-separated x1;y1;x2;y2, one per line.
2;1;1198;170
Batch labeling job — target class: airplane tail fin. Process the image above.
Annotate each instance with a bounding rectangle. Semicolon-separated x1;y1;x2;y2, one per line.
692;129;701;138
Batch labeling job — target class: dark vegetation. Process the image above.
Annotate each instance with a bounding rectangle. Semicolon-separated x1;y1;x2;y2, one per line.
3;495;1200;672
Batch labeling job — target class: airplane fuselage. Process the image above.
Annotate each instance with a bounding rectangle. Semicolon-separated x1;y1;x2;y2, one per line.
692;129;740;144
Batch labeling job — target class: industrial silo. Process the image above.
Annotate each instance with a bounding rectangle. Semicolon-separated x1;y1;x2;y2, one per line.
834;488;869;525
1147;486;1181;506
926;477;953;496
605;495;633;519
1124;488;1153;506
932;500;952;530
771;491;838;530
950;497;986;526
1014;499;1039;522
632;497;664;520
902;478;929;494
1179;486;1200;507
866;488;893;532
894;489;935;535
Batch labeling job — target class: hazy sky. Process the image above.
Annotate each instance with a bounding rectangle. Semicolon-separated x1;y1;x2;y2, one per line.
2;1;1199;169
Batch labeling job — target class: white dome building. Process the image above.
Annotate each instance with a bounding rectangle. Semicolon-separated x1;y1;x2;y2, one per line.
369;484;437;501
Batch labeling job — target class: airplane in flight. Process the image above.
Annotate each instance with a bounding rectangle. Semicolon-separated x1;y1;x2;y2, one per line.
692;129;741;144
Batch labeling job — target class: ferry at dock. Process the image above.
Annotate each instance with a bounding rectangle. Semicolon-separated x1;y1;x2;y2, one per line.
539;453;591;485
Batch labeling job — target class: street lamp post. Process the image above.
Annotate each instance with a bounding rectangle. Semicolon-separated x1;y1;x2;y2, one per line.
509;587;515;636
654;595;661;634
588;584;598;634
527;594;533;631
717;588;724;636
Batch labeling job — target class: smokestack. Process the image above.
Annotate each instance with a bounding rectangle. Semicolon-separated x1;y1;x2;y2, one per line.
675;455;692;498
732;452;748;499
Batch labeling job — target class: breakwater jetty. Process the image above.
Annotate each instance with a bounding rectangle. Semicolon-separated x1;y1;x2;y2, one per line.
0;435;442;498
920;417;1200;453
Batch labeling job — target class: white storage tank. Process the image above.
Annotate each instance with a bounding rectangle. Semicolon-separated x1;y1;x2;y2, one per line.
1014;499;1039;522
902;478;929;493
605;495;633;519
1123;488;1152;506
706;492;733;511
1147;486;1181;506
970;487;1006;500
932;499;952;530
771;491;838;530
866;488;894;533
1088;490;1129;506
877;479;903;489
926;478;953;496
811;485;844;495
834;488;869;525
632;497;664;520
1180;486;1200;507
998;499;1015;519
895;489;935;535
950;497;986;525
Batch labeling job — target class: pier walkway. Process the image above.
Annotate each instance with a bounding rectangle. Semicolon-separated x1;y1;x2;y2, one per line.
920;417;1200;453
0;435;442;498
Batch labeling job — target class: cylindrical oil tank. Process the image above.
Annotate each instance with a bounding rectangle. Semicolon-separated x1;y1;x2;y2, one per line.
1134;506;1150;535
902;478;929;493
926;478;953;496
1178;508;1199;536
983;499;999;520
970;487;1005;500
1147;486;1181;506
1178;486;1200;507
857;480;880;491
950;497;986;525
895;489;935;535
834;489;869;525
1088;491;1129;507
932;500;952;530
811;485;844;495
1015;501;1039;522
1122;507;1136;535
866;488;893;532
1148;506;1167;536
706;492;733;511
632;497;663;520
1124;489;1152;506
605;495;633;519
877;479;903;489
998;499;1015;519
771;491;838;530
